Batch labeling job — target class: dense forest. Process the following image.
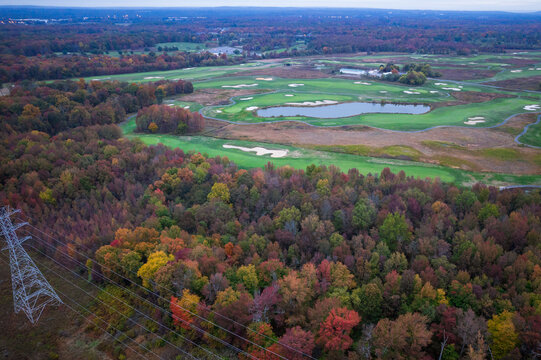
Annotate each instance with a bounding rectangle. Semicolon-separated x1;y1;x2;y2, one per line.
1;8;541;82
0;51;238;83
0;79;540;359
0;79;197;136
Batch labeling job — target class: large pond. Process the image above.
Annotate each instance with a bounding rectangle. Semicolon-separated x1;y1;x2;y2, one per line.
256;102;430;119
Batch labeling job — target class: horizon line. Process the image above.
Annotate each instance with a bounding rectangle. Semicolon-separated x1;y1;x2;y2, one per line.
0;5;540;13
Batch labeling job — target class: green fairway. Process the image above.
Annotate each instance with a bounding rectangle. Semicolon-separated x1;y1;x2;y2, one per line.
155;42;207;52
474;67;541;83
162;100;204;112
82;63;269;83
518;117;541;148
195;76;470;100
120;118;541;186
197;81;538;130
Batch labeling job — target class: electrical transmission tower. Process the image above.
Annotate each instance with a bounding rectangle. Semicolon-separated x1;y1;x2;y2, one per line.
0;206;63;324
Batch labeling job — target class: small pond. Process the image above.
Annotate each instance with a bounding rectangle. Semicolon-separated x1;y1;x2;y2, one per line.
256;102;430;119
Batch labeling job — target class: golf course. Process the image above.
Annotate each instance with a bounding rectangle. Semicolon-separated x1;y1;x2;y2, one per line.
88;50;541;186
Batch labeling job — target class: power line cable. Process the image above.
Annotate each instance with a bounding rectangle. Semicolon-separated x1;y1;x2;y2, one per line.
24;230;250;360
21;222;288;360
0;253;158;360
24;240;217;360
20;215;315;360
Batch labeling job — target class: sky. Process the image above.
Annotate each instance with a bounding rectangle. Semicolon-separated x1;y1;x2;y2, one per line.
0;0;540;12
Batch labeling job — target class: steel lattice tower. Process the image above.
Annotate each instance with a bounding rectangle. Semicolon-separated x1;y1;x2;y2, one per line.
0;206;63;324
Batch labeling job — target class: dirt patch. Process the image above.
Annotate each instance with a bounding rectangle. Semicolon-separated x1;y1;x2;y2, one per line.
242;65;331;79
484;75;541;91
429;91;514;110
436;67;499;81
451;91;514;103
179;88;268;106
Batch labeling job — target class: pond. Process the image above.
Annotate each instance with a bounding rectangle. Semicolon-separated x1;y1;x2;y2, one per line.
256;102;430;119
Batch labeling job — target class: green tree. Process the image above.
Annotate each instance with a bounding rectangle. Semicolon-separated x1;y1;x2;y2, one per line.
379;212;412;252
352;283;383;323
352;198;376;231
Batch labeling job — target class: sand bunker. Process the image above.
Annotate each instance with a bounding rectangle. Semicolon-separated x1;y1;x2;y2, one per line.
144;76;164;79
184;106;190;109
430;90;439;94
256;77;273;81
245;106;259;111
285;100;338;106
510;70;523;73
215;110;223;113
524;104;540;111
284;94;294;97
239;97;253;101
288;83;305;88
435;82;448;86
404;90;421;94
442;87;462;91
223;144;288;158
222;84;259;88
464;116;486;125
354;81;372;85
379;91;388;93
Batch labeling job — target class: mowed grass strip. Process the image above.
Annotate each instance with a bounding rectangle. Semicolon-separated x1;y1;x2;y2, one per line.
80;63;266;83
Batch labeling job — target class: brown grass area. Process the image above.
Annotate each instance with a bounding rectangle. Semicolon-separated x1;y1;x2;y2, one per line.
180;88;268;106
484;75;541;91
0;250;111;360
428;91;514;110
208;114;541;175
436;67;499;80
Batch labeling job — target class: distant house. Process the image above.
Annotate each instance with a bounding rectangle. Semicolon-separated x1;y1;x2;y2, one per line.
207;46;239;55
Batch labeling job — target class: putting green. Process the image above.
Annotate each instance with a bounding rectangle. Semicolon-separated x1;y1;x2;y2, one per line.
120;117;541;186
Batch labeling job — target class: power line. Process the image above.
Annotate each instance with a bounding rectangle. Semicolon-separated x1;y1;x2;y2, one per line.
0;206;62;324
24;240;212;360
20;214;315;360
24;229;250;360
21;222;287;360
0;253;153;360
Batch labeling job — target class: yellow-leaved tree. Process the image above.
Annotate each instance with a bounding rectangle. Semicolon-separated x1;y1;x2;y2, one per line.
137;251;174;288
487;310;519;359
207;182;230;203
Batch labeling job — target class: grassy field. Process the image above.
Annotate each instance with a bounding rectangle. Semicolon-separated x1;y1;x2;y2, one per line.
197;82;539;130
82;62;269;83
518;117;541;147
120;118;541;186
155;42;207;52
